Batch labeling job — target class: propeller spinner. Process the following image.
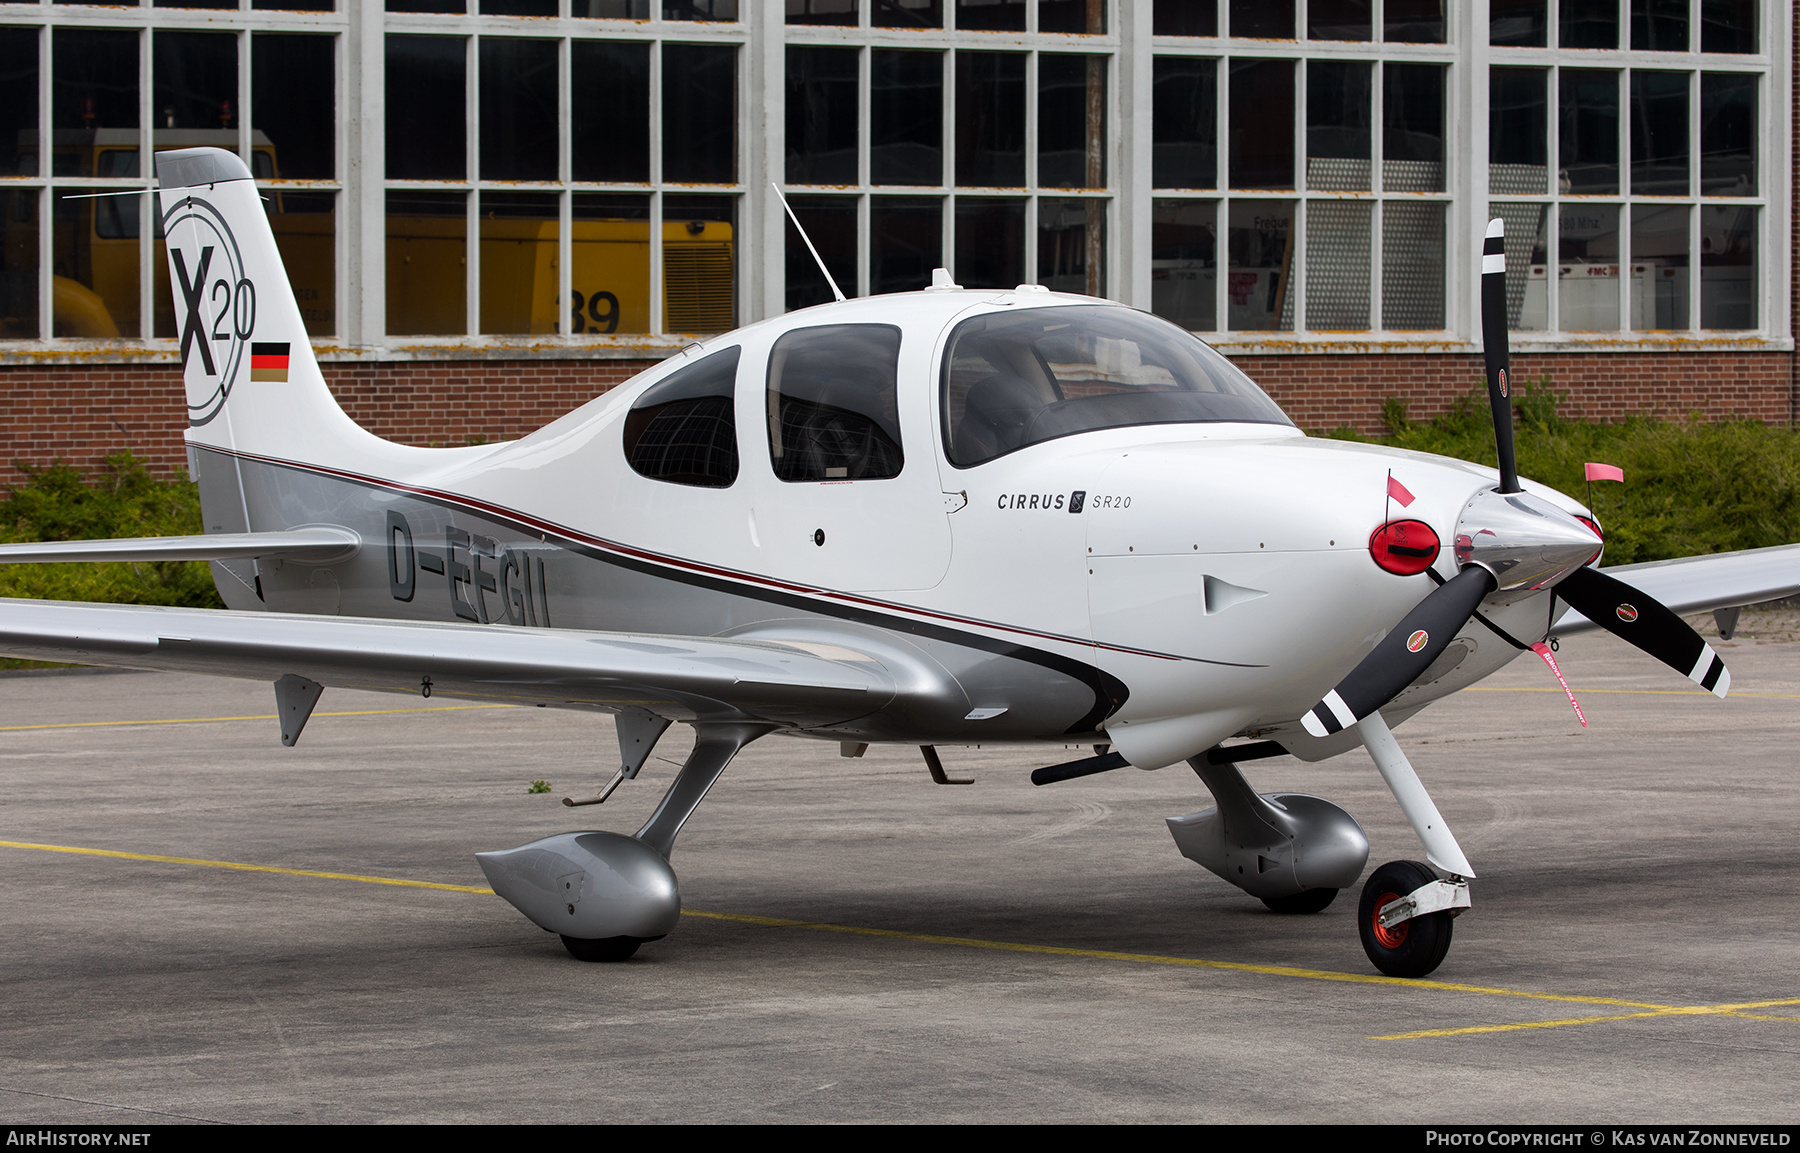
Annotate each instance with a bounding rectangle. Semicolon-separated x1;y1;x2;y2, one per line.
1301;219;1731;739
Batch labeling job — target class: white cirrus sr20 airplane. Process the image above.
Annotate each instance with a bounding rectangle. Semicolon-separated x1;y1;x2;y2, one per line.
2;147;1793;976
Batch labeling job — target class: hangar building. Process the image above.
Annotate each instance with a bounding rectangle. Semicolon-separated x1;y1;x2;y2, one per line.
0;0;1790;474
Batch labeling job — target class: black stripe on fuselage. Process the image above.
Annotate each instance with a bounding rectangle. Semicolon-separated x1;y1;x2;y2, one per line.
207;448;1133;735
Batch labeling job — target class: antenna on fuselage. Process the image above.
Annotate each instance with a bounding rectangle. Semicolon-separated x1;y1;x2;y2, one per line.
771;182;847;303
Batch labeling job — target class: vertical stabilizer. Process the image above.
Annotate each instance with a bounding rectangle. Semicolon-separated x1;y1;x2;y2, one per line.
155;147;376;463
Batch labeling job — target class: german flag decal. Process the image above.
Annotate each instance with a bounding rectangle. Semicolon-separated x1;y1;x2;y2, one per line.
250;342;291;382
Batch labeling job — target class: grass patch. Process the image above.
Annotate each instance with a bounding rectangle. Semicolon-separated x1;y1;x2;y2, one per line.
1329;380;1800;565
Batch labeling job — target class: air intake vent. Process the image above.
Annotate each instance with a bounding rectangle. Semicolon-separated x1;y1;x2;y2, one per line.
663;243;733;334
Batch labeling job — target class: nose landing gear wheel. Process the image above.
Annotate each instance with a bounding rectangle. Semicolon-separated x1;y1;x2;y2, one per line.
1357;860;1453;978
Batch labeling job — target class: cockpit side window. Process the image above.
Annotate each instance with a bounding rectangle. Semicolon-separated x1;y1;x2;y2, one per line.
766;324;904;482
942;305;1294;467
622;345;742;488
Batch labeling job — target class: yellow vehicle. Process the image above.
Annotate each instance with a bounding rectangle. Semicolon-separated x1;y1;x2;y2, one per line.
389;215;735;337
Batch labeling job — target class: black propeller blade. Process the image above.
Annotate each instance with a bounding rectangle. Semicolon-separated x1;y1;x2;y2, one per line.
1301;566;1497;738
1555;566;1730;697
1481;218;1521;495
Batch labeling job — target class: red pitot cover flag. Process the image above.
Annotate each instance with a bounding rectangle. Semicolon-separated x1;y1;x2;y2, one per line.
1386;473;1416;508
1584;462;1625;483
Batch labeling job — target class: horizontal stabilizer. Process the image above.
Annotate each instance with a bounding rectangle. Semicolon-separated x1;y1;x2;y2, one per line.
0;528;359;565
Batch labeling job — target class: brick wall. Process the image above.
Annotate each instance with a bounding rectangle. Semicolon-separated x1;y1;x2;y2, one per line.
0;349;1792;482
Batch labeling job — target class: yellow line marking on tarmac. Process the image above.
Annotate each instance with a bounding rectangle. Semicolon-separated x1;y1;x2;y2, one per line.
1466;687;1800;698
5;839;1793;1042
0;703;516;732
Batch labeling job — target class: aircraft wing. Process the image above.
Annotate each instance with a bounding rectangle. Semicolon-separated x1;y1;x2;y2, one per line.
0;528;359;565
0;599;893;728
1552;543;1800;635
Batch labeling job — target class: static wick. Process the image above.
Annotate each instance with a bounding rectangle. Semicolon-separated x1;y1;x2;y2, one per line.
1530;642;1587;727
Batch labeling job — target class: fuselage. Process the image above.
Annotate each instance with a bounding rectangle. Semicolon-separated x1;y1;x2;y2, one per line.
197;289;1588;768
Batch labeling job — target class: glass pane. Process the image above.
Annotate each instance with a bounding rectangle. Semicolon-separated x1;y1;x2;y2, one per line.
1038;55;1105;189
573;41;650;183
872;51;942;186
1152;57;1216;190
1559;203;1620;331
784;195;856;311
1488;201;1551;330
1;190;39;339
155;0;233;9
483;0;557;12
1700;0;1756;53
253;35;335;180
254;0;335;10
53;29;139;178
1383;201;1445;330
1228;59;1294;190
1491;0;1548;46
767;324;904;482
1154;0;1216;36
954;198;1023;287
1630;0;1686;49
387;191;466;337
1303;200;1369;330
1226;199;1294;331
387;37;465;181
1384;64;1443;192
1385;0;1444;43
1629;71;1688;196
1699;205;1754;329
1490;68;1548;195
55;188;139;337
480;192;558;335
1230;0;1293;38
788;0;857;26
388;0;464;13
1560;0;1618;49
955;52;1025;187
2;28;37;177
624;347;742;489
267;191;335;337
955;0;1023;32
1038;198;1103;297
1307;61;1371;191
154;32;237;147
663;45;736;185
787;47;859;186
1040;0;1106;34
1699;73;1755;195
1309;0;1370;40
1151;199;1216;331
664;195;735;333
480;39;557;182
571;193;651;335
876;0;941;28
665;0;738;19
577;0;648;12
1630;204;1688;330
1559;69;1619;195
871;197;941;295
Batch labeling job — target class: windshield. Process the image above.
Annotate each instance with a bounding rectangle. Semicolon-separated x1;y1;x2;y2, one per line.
941;305;1293;467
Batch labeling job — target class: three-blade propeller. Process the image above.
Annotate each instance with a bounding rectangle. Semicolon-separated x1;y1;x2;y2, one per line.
1301;219;1730;740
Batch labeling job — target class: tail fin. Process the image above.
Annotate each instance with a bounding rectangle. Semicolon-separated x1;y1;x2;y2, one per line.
156;148;378;465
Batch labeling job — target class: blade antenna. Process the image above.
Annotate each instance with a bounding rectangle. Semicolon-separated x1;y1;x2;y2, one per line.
1481;218;1521;494
771;182;846;303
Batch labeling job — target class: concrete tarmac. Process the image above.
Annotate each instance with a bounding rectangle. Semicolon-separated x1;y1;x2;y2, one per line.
0;621;1796;1124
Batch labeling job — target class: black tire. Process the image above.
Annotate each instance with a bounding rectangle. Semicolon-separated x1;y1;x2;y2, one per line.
1262;887;1339;914
1357;860;1454;978
560;934;641;963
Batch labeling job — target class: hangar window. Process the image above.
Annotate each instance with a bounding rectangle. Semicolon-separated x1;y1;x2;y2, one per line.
767;325;905;482
623;346;743;489
942;305;1292;467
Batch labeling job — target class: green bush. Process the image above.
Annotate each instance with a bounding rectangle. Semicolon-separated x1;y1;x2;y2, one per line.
0;453;224;609
1335;379;1800;564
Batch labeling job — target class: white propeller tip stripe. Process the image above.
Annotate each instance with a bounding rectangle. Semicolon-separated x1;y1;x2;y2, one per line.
1482;253;1505;274
1324;690;1358;729
1712;664;1731;698
1486;218;1505;238
1301;712;1328;738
